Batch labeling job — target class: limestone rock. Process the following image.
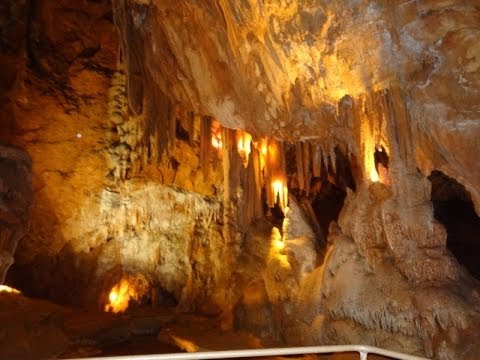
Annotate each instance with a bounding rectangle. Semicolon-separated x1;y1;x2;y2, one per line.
112;0;480;212
0;146;33;283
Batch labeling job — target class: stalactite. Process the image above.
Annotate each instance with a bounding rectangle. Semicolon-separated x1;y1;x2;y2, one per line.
243;148;262;228
200;116;212;178
382;87;414;170
252;145;263;219
188;111;195;146
113;0;144;116
235;130;252;166
312;142;322;178
221;127;234;206
144;82;170;160
322;149;330;179
168;102;177;153
329;144;337;176
303;142;312;195
296;142;305;191
265;138;288;209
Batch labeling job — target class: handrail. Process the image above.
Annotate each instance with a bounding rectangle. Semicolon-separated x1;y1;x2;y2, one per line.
67;344;429;360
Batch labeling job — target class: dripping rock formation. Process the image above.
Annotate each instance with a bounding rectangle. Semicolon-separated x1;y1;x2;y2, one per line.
0;0;479;359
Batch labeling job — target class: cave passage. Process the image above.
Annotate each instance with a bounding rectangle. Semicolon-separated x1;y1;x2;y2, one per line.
285;144;356;248
429;170;480;280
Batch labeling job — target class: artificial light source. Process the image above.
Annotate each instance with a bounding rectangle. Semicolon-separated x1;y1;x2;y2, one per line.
237;131;252;161
211;121;223;150
109;290;118;303
274;238;285;251
0;285;20;294
261;142;267;155
273;179;283;195
105;278;138;314
211;135;222;149
272;179;288;209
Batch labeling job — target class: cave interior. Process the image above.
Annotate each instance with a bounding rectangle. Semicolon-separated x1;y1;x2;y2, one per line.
0;0;480;359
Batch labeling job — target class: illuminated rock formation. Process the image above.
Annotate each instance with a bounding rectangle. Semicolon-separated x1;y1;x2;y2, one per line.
111;0;480;212
0;0;479;358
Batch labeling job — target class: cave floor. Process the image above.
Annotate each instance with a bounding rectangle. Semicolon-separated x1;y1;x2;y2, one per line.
0;292;394;360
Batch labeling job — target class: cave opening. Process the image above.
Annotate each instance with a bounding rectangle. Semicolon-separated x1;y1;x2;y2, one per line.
286;144;356;248
374;145;389;172
372;146;390;185
429;170;480;280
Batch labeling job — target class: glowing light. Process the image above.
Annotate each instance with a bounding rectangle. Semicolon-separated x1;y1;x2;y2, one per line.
274;238;285;251
273;180;283;195
261;142;267;156
105;278;138;314
272;179;288;209
237;132;252;160
211;135;222;149
370;168;379;183
109;290;118;303
257;138;268;170
269;227;290;269
0;285;20;294
268;143;276;156
211;120;222;151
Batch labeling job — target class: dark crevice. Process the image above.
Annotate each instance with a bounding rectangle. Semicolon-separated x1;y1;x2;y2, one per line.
429;170;480;280
286;144;355;250
374;145;389;172
175;119;190;142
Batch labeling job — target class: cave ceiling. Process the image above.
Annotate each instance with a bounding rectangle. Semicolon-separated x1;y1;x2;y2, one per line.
114;1;478;135
113;0;480;210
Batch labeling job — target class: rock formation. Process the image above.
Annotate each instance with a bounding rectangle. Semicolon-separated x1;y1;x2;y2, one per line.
0;146;33;283
111;0;480;211
0;0;479;359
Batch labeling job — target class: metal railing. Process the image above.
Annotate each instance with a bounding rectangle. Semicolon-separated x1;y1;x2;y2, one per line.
68;344;429;360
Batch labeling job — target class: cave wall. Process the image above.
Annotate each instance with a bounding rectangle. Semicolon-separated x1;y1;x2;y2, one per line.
0;146;33;283
107;1;480;357
0;0;479;358
0;1;34;284
232;89;480;359
2;0;230;312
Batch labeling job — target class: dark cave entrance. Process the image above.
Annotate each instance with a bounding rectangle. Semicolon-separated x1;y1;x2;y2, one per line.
374;145;389;170
428;170;480;280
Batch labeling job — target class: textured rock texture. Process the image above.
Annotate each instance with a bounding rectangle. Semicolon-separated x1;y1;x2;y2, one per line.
112;0;480;212
0;0;479;359
232;88;480;358
3;0;228;313
0;146;33;283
